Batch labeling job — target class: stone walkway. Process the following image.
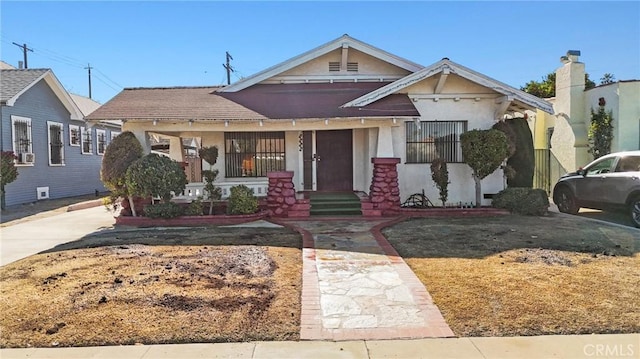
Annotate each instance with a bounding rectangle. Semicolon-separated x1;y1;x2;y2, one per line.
278;217;454;341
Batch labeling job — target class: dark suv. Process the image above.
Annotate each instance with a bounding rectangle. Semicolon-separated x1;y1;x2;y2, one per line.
552;151;640;227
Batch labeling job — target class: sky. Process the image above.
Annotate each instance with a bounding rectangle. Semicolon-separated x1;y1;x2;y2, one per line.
1;1;639;104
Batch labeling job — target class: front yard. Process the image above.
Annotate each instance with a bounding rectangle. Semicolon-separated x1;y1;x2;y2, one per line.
1;211;638;348
383;214;640;337
0;226;302;348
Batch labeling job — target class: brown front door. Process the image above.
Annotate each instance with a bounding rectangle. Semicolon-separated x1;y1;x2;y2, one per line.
316;129;353;191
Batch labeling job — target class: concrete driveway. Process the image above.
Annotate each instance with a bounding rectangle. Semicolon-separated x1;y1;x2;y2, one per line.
0;206;115;266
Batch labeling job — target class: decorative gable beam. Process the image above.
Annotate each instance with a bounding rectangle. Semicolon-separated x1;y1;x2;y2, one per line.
434;68;450;94
494;95;513;121
341;43;349;71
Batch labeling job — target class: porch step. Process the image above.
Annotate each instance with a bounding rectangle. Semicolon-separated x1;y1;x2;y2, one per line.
309;192;361;216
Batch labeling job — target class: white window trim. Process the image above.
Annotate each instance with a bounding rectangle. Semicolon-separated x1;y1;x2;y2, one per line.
69;124;80;146
110;131;121;139
96;129;107;155
11;115;34;166
47;121;65;166
81;127;93;155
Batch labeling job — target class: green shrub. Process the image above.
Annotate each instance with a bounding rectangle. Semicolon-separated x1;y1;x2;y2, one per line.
493;118;535;188
1;151;19;210
461;129;509;207
184;197;204;216
143;202;184;219
492;187;549;215
125;154;187;203
430;157;449;207
227;185;258;215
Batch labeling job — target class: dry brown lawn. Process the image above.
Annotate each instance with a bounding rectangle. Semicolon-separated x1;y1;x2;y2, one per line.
383;213;640;337
0;227;302;348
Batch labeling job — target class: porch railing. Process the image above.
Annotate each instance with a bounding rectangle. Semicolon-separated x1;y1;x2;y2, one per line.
175;181;269;201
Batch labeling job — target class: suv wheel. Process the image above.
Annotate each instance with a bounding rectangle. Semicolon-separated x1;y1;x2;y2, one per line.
556;188;579;214
630;196;640;228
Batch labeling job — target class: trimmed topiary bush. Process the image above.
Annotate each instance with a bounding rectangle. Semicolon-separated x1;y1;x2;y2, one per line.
493;118;535;188
143;202;184;219
492;187;549;215
430;157;449;207
227;185;258;215
125;153;188;203
461;129;509;207
100;131;143;216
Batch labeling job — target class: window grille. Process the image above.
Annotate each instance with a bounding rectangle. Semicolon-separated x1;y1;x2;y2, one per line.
224;132;285;177
12;117;32;158
406;121;467;163
81;128;93;154
96;130;107;155
69;125;80;146
48;122;64;165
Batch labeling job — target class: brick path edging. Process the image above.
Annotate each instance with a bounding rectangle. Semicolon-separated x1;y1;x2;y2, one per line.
274;217;456;341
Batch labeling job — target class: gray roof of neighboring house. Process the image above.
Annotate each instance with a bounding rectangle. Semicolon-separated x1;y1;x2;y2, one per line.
0;68;49;103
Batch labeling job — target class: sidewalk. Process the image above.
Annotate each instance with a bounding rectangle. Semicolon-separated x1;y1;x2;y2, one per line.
2;334;638;358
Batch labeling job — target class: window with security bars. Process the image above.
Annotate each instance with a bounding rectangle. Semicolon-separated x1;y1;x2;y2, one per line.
81;127;93;154
96;129;107;155
225;132;285;177
11;116;33;163
69;125;80;146
48;121;64;165
406;121;467;163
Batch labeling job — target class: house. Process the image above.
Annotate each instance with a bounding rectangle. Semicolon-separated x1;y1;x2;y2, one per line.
530;51;640;192
87;34;553;213
1;66;121;207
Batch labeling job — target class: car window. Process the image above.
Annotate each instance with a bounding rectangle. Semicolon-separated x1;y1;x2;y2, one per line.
586;157;616;175
615;156;640;172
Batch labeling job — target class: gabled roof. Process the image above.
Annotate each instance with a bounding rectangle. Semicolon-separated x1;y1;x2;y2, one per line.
86;87;268;121
0;68;84;120
218;34;424;93
218;82;419;119
342;59;555;115
70;93;101;117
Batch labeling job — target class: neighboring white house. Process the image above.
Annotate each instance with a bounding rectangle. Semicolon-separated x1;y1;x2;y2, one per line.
531;51;640;190
87;34;553;207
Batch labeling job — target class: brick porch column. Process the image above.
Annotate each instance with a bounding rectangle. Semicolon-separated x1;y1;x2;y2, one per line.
364;158;401;216
267;171;310;217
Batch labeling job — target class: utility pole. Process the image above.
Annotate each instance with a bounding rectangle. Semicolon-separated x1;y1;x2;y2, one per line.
12;42;33;68
222;51;234;85
84;63;93;99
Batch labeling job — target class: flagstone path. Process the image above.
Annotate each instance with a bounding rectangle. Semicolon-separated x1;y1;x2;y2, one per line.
277;217;454;341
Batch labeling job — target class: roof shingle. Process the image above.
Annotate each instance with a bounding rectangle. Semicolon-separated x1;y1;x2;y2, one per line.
86;86;268;121
0;69;49;103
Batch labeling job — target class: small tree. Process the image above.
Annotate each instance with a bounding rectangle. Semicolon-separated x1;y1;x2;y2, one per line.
493;118;535;188
430;158;449;207
588;97;614;159
125;153;187;204
461;129;509;208
1;151;19;210
101;131;143;216
198;146;222;215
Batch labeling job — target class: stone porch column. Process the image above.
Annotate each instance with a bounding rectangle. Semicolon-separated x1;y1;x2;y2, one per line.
363;158;401;216
267;171;310;218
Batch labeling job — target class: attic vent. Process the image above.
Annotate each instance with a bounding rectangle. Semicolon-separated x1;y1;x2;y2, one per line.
347;62;358;72
329;62;340;72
